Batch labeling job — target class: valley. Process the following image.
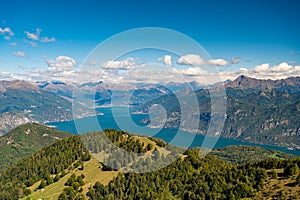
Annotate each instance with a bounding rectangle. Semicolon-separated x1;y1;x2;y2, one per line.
1;1;299;199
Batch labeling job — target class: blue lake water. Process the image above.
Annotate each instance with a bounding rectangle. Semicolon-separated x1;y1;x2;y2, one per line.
47;107;300;156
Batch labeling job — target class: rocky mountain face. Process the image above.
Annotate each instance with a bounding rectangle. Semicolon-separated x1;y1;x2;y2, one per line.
139;75;300;149
0;112;31;136
0;80;73;135
225;75;300;91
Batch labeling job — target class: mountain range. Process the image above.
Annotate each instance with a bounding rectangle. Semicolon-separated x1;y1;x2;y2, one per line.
0;80;73;135
1;75;300;150
138;75;300;149
225;75;300;91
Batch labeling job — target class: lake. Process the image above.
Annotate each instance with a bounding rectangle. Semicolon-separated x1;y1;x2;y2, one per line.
47;107;300;156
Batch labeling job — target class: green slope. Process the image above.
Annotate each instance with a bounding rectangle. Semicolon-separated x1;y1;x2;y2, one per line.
210;145;294;164
0;123;71;173
1;124;299;200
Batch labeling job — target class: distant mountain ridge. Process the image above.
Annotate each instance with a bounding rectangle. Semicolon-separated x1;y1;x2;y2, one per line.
34;76;300;108
0;80;73;135
0;80;40;92
1;75;300;146
225;75;300;91
138;75;300;149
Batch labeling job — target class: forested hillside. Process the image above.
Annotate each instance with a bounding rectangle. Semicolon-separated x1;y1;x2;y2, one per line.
0;125;299;199
0;123;71;173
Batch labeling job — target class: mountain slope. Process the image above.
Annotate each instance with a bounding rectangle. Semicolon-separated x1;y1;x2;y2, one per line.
0;80;74;135
225;75;300;91
0;127;165;199
139;75;300;149
0;112;31;135
0;123;71;173
0;124;298;199
210;145;294;164
0;134;88;199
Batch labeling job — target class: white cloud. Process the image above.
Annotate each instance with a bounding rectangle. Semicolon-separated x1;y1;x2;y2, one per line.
41;37;56;43
253;63;270;72
0;27;14;40
177;54;237;66
47;56;76;71
13;51;25;57
239;68;248;72
271;62;293;72
9;42;17;46
24;28;41;40
101;58;141;70
0;27;14;36
207;59;229;66
0;71;13;80
158;55;173;67
23;28;55;45
174;67;209;76
218;62;300;82
177;54;206;66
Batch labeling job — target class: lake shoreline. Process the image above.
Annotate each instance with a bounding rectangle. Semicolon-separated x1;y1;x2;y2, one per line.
46;107;300;157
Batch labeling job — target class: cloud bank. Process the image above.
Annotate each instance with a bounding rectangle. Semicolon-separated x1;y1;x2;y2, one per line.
175;54;238;67
101;58;143;70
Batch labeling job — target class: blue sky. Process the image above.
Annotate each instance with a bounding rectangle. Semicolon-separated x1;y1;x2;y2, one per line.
0;0;300;83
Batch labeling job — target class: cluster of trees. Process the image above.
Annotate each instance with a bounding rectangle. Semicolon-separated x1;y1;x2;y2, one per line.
0;136;90;199
80;129;155;154
0;123;71;173
1;127;300;199
87;149;269;200
210;145;293;164
58;174;86;200
85;130;186;172
81;130;162;171
0;129;166;199
245;157;300;176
